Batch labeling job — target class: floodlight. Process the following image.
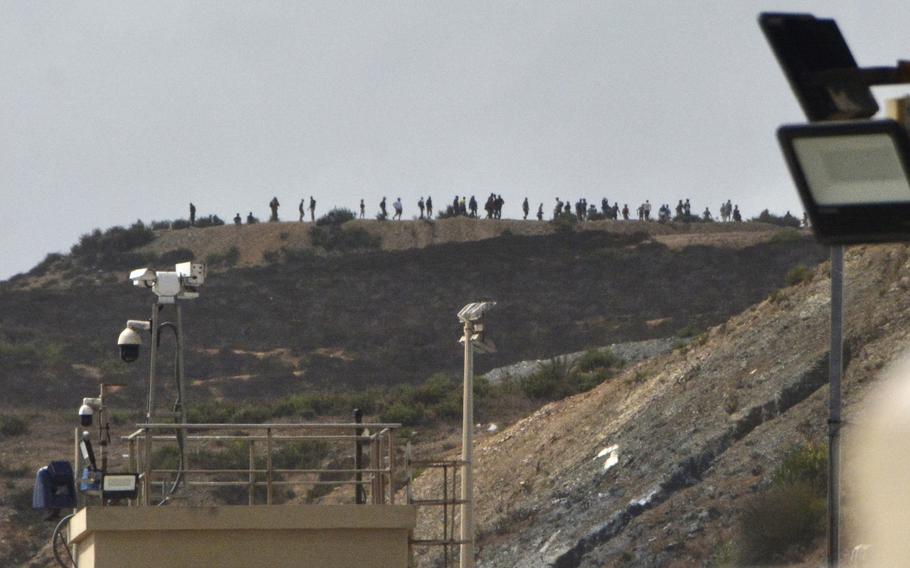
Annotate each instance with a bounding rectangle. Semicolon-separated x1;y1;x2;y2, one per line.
759;13;878;121
457;301;496;323
778;119;910;244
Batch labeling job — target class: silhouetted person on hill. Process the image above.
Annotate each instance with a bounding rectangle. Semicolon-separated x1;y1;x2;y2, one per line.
522;197;529;220
703;207;712;221
564;202;571;215
299;199;305;222
426;196;433;218
601;198;609;216
309;196;316;222
360;199;365;219
684;198;691;217
537;203;544;220
247;211;257;224
554;198;563;219
269;197;280;222
622;204;629;220
189;203;196;226
418;197;425;219
469;195;478;218
379;197;388;219
733;205;742;222
495;195;504;219
612;203;619;219
393;197;403;220
234;213;242;225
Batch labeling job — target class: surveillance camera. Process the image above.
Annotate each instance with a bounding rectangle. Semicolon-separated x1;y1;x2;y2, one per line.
79;404;93;427
117;327;142;363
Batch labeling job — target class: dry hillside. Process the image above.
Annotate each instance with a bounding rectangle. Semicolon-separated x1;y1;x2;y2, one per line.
410;244;910;567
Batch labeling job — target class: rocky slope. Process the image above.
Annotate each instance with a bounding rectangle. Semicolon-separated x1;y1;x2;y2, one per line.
410;244;910;567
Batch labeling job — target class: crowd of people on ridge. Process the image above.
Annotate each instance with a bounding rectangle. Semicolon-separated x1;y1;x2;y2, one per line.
189;194;804;228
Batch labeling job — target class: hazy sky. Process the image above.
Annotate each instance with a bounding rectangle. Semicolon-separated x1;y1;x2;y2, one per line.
3;1;909;280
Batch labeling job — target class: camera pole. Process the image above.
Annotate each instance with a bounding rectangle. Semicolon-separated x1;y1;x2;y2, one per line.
146;303;160;422
460;318;475;568
827;245;844;567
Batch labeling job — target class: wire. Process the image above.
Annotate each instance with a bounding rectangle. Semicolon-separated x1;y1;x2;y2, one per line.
156;321;186;505
51;512;76;567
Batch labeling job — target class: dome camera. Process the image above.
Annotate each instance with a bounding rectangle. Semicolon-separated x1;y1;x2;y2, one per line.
118;327;142;363
79;403;94;427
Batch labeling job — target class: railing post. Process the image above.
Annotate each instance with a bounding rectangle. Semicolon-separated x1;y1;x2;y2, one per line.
388;428;396;505
266;427;273;505
143;428;151;506
354;409;365;505
248;440;255;506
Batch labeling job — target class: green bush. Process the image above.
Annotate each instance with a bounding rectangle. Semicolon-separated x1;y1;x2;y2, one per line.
785;265;812;287
27;253;65;277
194;214;225;228
520;357;571;399
773;443;827;496
380;402;424;426
752;209;801;228
0;416;27;437
71;221;156;258
770;229;803;243
316;208;356;226
159;248;196;266
550;212;578;234
736;482;825;564
309;225;379;253
575;349;622;372
733;443;828;564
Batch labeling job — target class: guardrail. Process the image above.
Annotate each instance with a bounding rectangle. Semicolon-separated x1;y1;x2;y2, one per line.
117;422;400;506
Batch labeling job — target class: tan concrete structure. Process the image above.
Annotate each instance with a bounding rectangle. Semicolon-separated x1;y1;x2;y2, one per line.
69;505;416;568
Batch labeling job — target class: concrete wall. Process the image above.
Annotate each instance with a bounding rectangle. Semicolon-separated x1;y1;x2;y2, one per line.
69;505;416;568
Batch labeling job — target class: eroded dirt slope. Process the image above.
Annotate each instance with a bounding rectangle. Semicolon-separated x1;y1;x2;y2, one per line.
409;244;910;567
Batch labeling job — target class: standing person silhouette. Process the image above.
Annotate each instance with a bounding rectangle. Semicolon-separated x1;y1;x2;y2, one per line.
426;196;433;218
309;196;316;222
360;199;365;219
298;199;305;222
269;197;280;222
189;203;196;226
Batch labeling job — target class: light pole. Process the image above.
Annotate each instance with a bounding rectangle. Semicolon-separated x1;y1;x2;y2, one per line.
457;302;496;568
760;13;910;565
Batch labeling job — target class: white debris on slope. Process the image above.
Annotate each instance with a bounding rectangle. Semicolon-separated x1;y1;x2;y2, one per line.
595;444;620;471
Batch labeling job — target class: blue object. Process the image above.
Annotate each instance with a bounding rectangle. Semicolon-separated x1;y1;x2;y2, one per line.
32;461;77;511
80;467;101;494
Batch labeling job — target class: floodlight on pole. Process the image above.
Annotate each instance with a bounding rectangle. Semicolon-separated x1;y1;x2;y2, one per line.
760;12;910;567
457;301;495;568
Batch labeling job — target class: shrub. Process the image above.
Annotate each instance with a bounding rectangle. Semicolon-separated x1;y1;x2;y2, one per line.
380;402;424;426
773;443;827;495
194;214;225;228
785;265;812;287
770;229;803;243
733;443;828;564
316;208;356;226
520;357;571;399
151;220;172;230
435;206;461;219
0;416;27;437
752;209;801;228
736;482;825;564
550;212;578;234
71;221;156;264
27;253;65;277
309;226;380;253
676;323;703;339
575;349;622;373
171;219;191;230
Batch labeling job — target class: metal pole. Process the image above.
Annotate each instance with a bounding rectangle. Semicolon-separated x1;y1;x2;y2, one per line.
354;408;365;505
176;304;187;425
460;320;475;568
828;245;844;567
147;303;160;422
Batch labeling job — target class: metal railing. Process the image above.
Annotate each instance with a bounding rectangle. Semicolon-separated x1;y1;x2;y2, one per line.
406;443;468;567
118;422;400;506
